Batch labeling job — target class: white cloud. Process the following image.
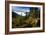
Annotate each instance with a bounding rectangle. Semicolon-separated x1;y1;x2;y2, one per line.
14;11;26;16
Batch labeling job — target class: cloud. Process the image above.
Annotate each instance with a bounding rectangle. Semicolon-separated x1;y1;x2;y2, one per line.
14;11;26;16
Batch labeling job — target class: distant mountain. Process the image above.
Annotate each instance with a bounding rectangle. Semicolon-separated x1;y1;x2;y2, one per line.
12;11;30;18
12;12;20;17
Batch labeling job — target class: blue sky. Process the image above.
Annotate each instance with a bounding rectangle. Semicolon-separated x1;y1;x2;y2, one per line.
12;6;31;12
12;6;40;12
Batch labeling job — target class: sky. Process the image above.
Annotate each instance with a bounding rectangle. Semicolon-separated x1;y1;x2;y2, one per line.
12;6;30;12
